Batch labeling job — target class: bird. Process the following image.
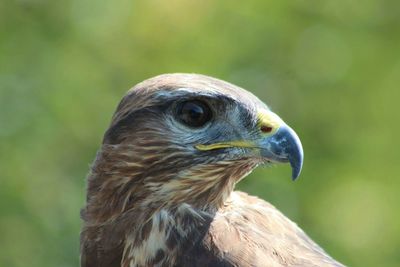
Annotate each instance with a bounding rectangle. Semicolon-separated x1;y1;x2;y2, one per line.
80;73;344;267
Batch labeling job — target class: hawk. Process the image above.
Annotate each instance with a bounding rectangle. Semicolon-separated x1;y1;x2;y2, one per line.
80;74;344;267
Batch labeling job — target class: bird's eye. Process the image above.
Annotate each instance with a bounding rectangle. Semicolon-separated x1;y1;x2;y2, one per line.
176;100;212;128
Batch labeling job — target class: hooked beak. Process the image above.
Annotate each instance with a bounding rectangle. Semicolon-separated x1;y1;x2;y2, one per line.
259;125;304;180
195;110;304;180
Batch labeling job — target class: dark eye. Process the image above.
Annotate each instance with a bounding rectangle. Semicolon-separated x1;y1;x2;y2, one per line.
176;100;213;128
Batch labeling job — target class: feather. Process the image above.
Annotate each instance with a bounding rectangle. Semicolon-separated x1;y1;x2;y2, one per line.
80;73;344;267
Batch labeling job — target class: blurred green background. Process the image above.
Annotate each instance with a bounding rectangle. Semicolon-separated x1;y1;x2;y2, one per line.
1;0;399;266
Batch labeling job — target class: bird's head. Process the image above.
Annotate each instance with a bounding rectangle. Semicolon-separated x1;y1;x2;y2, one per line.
88;74;303;218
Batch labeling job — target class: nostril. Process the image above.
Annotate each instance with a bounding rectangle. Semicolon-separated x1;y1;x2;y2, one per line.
261;125;273;133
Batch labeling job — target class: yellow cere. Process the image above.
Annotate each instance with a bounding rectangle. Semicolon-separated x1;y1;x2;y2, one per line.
195;110;283;151
257;110;283;135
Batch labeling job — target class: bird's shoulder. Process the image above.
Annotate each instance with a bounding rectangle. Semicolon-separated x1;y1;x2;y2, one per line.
179;191;344;267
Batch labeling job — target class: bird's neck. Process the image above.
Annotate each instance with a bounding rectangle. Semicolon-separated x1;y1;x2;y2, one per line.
83;172;214;266
121;204;213;266
83;145;257;224
81;145;257;265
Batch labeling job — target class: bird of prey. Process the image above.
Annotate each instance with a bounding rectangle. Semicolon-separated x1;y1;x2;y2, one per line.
80;73;344;267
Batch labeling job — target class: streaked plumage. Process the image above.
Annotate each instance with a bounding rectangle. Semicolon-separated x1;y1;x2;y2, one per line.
80;73;344;267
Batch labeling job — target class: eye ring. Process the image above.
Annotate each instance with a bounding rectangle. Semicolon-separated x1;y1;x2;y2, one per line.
176;100;213;128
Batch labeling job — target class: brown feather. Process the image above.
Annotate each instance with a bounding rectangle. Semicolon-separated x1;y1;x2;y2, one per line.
80;74;344;267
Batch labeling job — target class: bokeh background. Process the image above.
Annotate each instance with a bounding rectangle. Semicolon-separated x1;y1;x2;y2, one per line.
1;0;399;266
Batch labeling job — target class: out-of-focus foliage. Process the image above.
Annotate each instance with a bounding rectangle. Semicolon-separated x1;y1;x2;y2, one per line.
1;0;399;266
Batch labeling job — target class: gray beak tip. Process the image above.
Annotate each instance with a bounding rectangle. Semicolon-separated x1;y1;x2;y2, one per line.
288;129;303;181
260;124;304;181
290;157;303;181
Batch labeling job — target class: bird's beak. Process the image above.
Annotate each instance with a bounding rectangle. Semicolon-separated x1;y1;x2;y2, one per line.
258;124;304;180
195;110;303;180
255;109;303;180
